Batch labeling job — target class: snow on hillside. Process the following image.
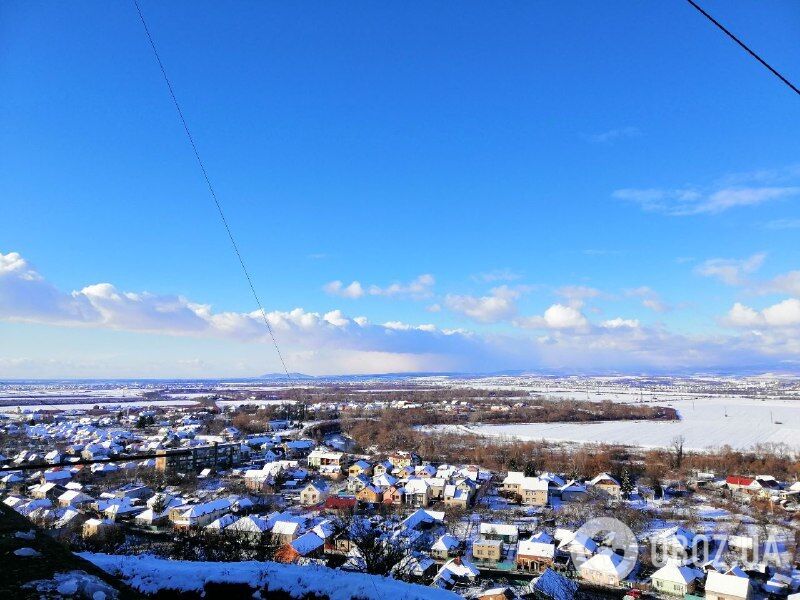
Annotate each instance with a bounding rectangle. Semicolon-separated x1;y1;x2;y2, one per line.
80;553;460;600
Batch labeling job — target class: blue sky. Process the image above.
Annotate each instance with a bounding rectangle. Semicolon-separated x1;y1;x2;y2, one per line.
2;1;800;377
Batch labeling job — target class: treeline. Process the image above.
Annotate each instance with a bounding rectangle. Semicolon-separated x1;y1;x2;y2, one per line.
341;398;674;431
343;410;800;482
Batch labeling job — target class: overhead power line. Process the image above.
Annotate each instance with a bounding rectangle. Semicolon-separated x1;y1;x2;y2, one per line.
685;0;800;97
132;0;291;379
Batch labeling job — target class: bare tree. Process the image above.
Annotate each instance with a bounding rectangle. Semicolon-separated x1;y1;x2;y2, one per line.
671;435;685;469
337;515;411;576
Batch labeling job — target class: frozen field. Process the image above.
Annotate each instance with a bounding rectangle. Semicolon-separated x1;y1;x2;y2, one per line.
0;399;198;414
466;396;800;451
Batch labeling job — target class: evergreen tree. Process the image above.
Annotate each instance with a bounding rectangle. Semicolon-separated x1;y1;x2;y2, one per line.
620;468;634;499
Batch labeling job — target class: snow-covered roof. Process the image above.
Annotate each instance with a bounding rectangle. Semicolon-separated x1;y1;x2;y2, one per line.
705;571;750;598
228;515;270;533
402;508;445;530
518;539;555;559
291;532;324;555
590;472;620;486
205;513;238;530
578;550;629;577
431;534;460;552
651;563;703;584
403;478;429;494
272;520;300;536
479;522;518;537
531;569;579;600
181;498;231;518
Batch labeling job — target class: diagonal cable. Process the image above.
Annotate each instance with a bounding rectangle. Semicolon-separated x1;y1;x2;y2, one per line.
685;0;799;97
133;0;291;379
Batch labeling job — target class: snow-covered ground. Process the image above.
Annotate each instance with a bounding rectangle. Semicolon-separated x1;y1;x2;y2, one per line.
461;396;800;451
0;399;198;414
81;553;459;600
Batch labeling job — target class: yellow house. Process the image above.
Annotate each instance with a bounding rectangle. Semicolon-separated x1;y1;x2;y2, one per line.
472;538;502;564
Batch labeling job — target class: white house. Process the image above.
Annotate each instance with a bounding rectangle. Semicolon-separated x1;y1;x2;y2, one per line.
705;571;752;600
651;563;704;596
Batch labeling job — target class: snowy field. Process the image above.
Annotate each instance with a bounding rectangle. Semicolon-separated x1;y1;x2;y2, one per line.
464;395;800;451
0;399;198;414
81;553;459;600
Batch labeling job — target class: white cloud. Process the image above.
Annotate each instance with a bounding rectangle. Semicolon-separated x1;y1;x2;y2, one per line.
0;252;42;281
324;274;435;300
613;185;799;216
382;321;438;332
7;250;800;376
556;285;603;300
694;252;766;286
601;317;640;329
514;303;588;330
472;268;522;283
323;310;350;327
322;280;365;299
625;286;670;313
444;285;520;323
587;126;640;143
760;270;800;297
0;252;463;363
368;274;435;298
724;299;800;328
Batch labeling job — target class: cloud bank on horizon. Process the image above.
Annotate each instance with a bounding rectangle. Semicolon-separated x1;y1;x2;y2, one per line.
2;249;800;378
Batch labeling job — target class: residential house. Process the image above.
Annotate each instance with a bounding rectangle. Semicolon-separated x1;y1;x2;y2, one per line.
348;460;372;478
521;477;549;506
516;532;556;572
558;531;598;559
578;550;629;587
472;538;503;564
271;520;301;545
356;485;382;505
307;449;344;469
502;471;549;505
300;480;329;506
170;498;231;529
650;526;696;559
404;478;431;507
433;557;479;590
388;451;420;469
590;472;622;499
372;473;397;490
479;522;518;544
424;477;446;500
705;571;752;600
275;531;325;563
307;449;344;478
383;485;404;505
82;518;116;539
443;485;470;509
372;460;394;477
726;475;758;494
651;563;704;597
225;515;270;539
431;534;461;560
530;569;579;599
57;489;94;509
558;480;587;501
346;473;370;494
